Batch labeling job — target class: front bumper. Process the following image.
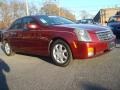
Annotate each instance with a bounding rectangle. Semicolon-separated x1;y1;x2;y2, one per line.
74;39;115;59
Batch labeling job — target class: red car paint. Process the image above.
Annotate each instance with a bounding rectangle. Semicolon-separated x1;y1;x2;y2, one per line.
2;15;116;59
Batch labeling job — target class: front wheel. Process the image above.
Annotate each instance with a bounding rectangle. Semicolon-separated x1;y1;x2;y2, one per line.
3;41;15;56
51;40;73;67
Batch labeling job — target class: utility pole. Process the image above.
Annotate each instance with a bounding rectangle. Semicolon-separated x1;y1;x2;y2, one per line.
57;0;60;16
25;0;29;16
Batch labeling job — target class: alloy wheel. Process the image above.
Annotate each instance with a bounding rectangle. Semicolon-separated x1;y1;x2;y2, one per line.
53;44;68;64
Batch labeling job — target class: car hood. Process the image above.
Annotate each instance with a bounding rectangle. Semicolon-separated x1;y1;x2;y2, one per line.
55;24;109;32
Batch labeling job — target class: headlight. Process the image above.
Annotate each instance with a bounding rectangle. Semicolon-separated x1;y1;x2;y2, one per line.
74;28;92;42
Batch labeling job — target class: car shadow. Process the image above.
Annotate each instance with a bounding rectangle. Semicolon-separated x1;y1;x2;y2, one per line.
81;82;109;90
38;56;54;65
17;53;55;66
0;44;55;66
0;43;56;66
0;58;10;90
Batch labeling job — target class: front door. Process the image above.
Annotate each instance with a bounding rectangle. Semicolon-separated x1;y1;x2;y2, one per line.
19;17;43;55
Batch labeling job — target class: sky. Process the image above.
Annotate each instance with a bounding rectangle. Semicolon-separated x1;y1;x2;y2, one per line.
29;0;120;19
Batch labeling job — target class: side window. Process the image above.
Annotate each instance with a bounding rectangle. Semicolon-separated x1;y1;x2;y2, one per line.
10;19;22;29
23;17;36;26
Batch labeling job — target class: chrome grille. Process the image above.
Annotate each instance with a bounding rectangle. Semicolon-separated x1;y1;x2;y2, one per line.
96;30;114;41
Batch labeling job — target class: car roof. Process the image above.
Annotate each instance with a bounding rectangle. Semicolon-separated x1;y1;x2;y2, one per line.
14;15;49;22
16;15;59;21
22;15;59;18
22;15;48;18
15;15;48;19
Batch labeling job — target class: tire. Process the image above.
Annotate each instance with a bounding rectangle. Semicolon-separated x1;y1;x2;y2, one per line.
51;39;73;67
3;41;15;56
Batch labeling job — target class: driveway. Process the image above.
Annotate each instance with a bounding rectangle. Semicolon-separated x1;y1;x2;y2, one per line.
0;43;120;90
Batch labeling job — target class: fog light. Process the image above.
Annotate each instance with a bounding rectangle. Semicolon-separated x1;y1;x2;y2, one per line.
88;48;94;57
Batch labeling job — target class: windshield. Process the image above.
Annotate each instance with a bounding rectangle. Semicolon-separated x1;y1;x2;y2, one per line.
109;16;120;22
38;15;75;25
79;19;93;24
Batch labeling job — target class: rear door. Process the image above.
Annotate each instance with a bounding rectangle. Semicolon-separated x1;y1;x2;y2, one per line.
8;19;23;51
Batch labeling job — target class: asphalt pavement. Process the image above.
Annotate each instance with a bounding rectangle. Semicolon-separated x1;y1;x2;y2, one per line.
0;43;120;90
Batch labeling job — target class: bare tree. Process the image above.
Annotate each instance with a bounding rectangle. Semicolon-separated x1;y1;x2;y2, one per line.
40;3;76;21
0;0;76;29
0;2;12;29
0;0;26;29
11;0;26;19
41;3;59;15
29;4;40;15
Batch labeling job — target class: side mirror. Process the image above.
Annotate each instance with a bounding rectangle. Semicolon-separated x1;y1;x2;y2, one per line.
24;24;40;30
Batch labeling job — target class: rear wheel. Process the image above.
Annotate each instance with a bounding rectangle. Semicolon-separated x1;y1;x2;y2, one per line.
51;40;72;67
4;41;15;56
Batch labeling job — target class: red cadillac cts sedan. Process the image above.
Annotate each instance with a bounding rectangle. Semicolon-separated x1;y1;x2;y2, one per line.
2;15;116;66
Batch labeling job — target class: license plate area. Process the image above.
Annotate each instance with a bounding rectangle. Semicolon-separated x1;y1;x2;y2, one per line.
108;42;115;50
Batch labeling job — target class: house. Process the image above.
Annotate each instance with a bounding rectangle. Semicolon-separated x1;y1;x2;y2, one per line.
94;8;120;25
